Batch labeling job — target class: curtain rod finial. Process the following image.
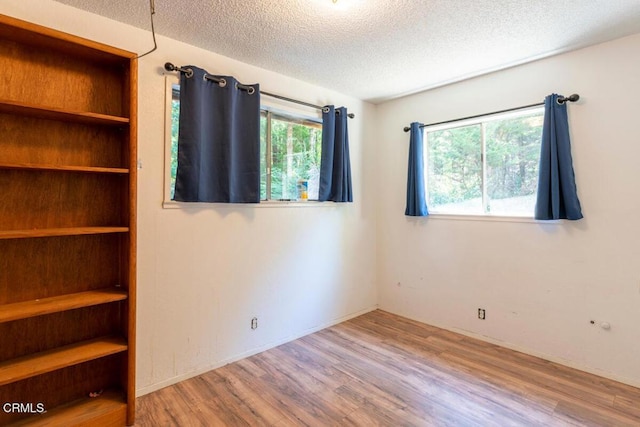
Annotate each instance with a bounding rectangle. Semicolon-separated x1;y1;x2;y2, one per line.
164;62;176;72
558;93;580;104
403;126;410;132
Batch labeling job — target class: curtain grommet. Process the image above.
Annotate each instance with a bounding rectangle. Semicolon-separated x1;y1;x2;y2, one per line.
185;68;194;78
203;73;226;87
235;82;254;94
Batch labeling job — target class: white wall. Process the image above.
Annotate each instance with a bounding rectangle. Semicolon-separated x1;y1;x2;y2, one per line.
0;0;378;395
375;33;640;387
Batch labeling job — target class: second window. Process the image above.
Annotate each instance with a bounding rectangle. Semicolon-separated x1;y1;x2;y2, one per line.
425;107;544;216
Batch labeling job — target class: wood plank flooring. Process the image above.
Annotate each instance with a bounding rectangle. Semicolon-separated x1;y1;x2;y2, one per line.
135;310;640;426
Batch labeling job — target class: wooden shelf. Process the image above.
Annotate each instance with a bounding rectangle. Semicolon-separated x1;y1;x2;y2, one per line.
0;289;128;324
0;336;127;387
0;163;129;174
0;227;129;240
9;390;126;427
0;99;129;126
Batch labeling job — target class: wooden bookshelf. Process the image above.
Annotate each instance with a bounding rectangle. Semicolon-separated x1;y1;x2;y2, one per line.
0;13;137;426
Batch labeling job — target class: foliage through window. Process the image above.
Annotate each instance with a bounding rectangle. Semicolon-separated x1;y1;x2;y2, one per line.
169;84;322;201
425;107;544;216
260;111;322;201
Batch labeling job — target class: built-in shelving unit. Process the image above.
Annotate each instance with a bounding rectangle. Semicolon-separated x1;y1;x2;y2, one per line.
0;13;136;426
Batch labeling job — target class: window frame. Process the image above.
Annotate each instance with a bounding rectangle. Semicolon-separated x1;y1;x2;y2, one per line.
423;105;545;219
163;76;330;208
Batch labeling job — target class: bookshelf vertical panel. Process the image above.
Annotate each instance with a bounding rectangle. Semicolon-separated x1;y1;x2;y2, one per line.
124;57;138;426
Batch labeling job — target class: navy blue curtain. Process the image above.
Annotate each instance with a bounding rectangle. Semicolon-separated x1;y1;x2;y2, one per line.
319;106;352;202
173;66;261;203
405;122;428;216
535;94;583;220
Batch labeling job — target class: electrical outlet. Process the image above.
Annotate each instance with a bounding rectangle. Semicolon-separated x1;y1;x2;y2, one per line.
478;308;486;320
251;317;258;330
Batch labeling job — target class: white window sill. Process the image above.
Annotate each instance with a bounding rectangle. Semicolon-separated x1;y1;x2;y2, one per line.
424;213;561;224
162;200;339;209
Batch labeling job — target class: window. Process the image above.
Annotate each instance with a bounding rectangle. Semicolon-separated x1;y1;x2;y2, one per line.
167;80;322;202
260;111;322;201
425;107;544;216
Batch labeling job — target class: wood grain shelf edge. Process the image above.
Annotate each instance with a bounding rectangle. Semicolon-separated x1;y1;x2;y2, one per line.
0;163;129;174
0;99;129;126
0;227;129;240
0;337;128;387
0;289;128;323
8;389;127;427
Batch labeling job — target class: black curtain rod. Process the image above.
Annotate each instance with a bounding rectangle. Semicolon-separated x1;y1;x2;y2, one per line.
402;94;580;132
164;62;355;119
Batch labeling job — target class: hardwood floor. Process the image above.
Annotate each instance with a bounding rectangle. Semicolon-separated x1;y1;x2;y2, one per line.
136;310;640;426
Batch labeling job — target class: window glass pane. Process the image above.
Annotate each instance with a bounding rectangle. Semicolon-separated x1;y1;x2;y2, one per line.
270;115;322;200
426;124;482;214
260;111;267;200
170;85;180;200
485;112;543;215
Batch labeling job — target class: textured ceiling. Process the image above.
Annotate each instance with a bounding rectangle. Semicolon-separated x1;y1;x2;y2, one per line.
53;0;640;103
